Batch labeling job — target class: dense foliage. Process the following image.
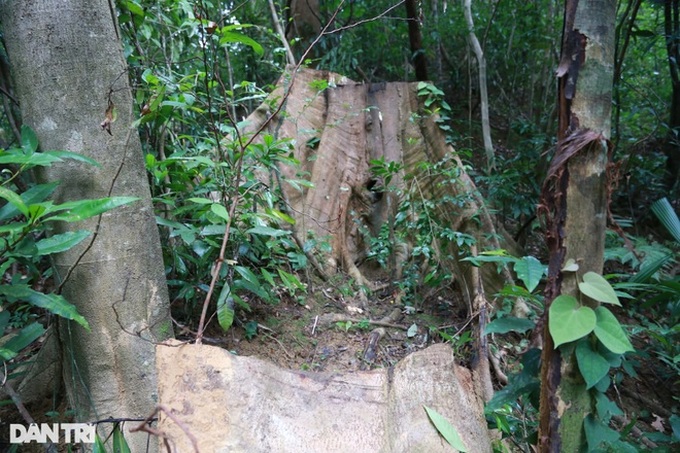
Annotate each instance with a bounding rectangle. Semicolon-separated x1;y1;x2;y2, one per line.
0;0;678;450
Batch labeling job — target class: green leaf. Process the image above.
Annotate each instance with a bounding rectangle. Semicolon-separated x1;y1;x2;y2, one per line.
46;197;139;222
21;124;39;154
277;268;305;291
578;272;620;305
216;284;235;331
0;151;62;166
0;322;45;359
93;434;107;453
246;225;291;237
423;406;468;452
0;285;90;330
210;203;230;221
513;256;544;293
584;413;620;450
234;266;260;286
0;182;58;221
484;316;535;335
44;150;100;167
266;208;296;225
187;197;214;205
670;414;680;441
112;423;131;453
651;197;680;243
0;311;10;337
35;230;91;255
575;340;610;389
0;186;29;217
219;30;264;56
261;268;276;286
594;392;623;420
124;0;145;17
562;258;579;272
549;295;596;347
593;307;634;354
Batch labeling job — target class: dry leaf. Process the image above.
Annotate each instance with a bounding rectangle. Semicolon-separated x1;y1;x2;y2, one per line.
651;413;665;432
100;100;116;135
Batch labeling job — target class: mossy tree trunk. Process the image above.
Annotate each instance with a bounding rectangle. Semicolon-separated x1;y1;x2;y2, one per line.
538;0;616;451
0;1;172;450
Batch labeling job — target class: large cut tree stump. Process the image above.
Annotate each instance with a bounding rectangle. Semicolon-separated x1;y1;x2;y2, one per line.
157;342;492;452
242;68;519;305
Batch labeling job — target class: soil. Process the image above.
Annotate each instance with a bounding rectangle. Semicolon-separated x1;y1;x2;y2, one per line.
183;274;472;373
1;268;678;451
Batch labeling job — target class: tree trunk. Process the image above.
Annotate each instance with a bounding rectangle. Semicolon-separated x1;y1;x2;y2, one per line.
665;0;680;190
463;0;495;169
405;0;429;81
538;0;616;450
0;0;172;449
242;67;520;309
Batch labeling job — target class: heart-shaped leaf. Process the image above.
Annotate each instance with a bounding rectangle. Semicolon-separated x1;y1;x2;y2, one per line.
549;295;596;347
594;307;634;354
575;340;610;389
578;272;620;305
562;258;579;272
514;256;545;293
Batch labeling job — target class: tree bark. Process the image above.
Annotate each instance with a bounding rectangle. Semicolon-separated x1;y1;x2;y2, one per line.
463;0;495;169
242;67;520;308
538;0;616;450
0;0;172;449
405;0;429;81
664;0;680;189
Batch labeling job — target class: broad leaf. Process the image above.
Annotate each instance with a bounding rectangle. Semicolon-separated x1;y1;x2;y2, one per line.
0;151;61;166
46;197;139;222
423;406;468;452
593;307;634;354
549;295;596;347
219;30;264;56
210;203;230;221
0;186;28;217
575;340;610;389
0;182;58;221
578;272;620;305
484;316;535;335
584;414;620;450
0;285;90;330
35;230;91;255
0;322;45;360
246;225;291;237
216;284;235;331
0;311;10;337
44;150;100;167
562;258;579;272
21;124;39;154
513;255;544;292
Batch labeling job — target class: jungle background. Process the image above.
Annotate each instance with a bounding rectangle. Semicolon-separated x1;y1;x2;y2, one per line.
0;0;679;451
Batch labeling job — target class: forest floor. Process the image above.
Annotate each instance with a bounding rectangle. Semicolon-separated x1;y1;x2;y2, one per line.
187;265;680;450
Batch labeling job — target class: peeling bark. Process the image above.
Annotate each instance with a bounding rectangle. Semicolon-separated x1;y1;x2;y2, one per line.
538;0;616;450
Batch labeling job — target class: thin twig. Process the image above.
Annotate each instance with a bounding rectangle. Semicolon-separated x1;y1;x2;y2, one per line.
131;404;199;453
